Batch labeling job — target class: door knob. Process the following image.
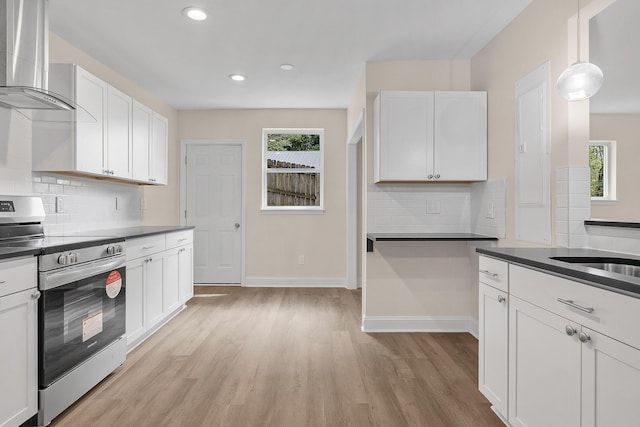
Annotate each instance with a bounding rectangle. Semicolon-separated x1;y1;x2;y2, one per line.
578;331;591;343
565;325;577;336
235;223;240;229
497;295;506;303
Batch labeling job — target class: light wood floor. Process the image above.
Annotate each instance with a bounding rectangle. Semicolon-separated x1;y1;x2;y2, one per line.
51;287;502;427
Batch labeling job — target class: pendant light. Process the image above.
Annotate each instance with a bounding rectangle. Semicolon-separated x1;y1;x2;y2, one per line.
557;0;604;101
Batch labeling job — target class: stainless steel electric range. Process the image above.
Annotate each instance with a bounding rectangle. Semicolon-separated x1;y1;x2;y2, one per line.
0;196;127;426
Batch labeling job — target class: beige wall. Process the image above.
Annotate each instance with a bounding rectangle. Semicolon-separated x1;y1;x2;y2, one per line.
591;114;640;219
178;109;347;280
471;0;584;246
49;33;180;226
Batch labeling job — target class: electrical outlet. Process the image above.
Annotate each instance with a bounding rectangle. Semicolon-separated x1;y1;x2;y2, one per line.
426;200;441;214
55;197;64;213
298;255;305;265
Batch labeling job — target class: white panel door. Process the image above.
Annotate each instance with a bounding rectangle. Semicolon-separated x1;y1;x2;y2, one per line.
186;144;242;284
508;296;581;427
434;91;487;181
581;327;640;427
75;67;107;175
107;85;133;178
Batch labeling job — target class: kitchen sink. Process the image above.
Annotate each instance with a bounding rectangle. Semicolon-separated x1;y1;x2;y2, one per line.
550;256;640;278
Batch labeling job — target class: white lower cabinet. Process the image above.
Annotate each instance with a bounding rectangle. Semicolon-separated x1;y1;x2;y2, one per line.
508;296;581;427
0;257;38;427
479;282;509;420
479;257;640;427
125;230;193;350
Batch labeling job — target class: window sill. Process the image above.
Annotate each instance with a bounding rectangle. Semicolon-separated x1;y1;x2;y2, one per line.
591;199;618;205
261;207;325;215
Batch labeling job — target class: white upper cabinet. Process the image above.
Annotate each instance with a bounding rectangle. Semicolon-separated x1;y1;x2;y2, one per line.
132;100;153;182
150;112;168;185
373;90;487;183
33;64;167;186
106;85;133;179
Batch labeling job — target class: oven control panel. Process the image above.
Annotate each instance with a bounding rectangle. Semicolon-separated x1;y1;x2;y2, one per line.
57;252;79;265
106;245;124;255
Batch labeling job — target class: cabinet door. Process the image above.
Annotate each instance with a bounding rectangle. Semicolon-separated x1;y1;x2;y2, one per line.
150;112;168;185
434;91;487;181
145;255;165;328
508;296;581;427
0;289;38;427
581;327;640;427
478;283;508;419
75;67;108;175
107;85;133;178
125;258;145;347
179;245;194;303
131;100;152;182
163;248;181;314
375;91;434;181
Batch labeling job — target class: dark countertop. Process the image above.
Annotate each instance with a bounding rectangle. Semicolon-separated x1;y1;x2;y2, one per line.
367;232;498;252
477;246;640;298
65;226;195;239
585;219;640;229
0;226;194;261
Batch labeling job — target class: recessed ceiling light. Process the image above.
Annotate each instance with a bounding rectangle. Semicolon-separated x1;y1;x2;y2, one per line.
280;64;294;71
229;74;247;81
182;7;207;21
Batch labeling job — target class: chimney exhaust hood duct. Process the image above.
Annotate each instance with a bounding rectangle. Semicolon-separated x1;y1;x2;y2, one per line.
0;0;93;122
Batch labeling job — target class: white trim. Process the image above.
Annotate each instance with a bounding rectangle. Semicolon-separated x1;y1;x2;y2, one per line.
243;277;346;288
180;139;247;285
362;316;479;338
262;128;324;211
346;111;364;291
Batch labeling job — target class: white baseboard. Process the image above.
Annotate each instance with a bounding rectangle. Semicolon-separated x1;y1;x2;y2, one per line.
243;277;346;288
362;316;479;338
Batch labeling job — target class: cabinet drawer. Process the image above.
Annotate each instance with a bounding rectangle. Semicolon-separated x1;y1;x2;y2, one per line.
126;235;166;261
510;265;640;349
0;257;37;297
166;230;193;249
479;256;509;292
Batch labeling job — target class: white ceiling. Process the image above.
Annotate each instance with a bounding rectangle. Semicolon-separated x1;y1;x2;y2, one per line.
48;0;532;110
589;0;640;114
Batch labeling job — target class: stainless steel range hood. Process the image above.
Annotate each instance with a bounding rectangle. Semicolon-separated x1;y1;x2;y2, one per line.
0;0;92;121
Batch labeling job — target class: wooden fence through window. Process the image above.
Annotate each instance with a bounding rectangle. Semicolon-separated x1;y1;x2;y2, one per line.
267;159;320;206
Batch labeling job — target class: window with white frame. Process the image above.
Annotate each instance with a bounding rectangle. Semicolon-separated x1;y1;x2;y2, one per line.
262;128;324;211
589;141;615;200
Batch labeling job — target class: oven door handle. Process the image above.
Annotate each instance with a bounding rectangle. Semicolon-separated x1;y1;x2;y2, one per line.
40;255;126;291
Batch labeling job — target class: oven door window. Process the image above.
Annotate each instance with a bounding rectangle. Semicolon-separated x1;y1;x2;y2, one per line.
40;266;126;387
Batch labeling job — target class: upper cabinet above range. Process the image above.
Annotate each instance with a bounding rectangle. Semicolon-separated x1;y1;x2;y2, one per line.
373;91;487;183
32;64;168;186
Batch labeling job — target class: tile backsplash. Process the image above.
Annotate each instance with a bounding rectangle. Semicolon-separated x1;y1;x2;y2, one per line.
32;173;141;234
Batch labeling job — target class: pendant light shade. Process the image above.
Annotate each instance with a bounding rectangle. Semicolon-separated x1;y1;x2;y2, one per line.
557;61;604;101
556;0;604;101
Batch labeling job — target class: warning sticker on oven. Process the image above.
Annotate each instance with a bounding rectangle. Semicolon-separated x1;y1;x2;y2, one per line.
105;270;122;299
83;311;103;342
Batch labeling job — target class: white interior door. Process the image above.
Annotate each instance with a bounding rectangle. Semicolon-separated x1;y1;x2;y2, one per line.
186;144;242;284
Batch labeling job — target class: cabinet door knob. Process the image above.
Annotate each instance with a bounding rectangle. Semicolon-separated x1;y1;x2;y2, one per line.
235;223;240;229
435;174;441;179
497;295;506;303
578;331;591;343
427;174;434;179
32;290;41;300
565;325;577;336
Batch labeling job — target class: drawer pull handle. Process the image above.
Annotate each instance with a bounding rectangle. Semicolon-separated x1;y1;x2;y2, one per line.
497;295;506;303
177;238;187;243
0;280;5;284
480;270;499;278
142;246;155;250
557;298;594;314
